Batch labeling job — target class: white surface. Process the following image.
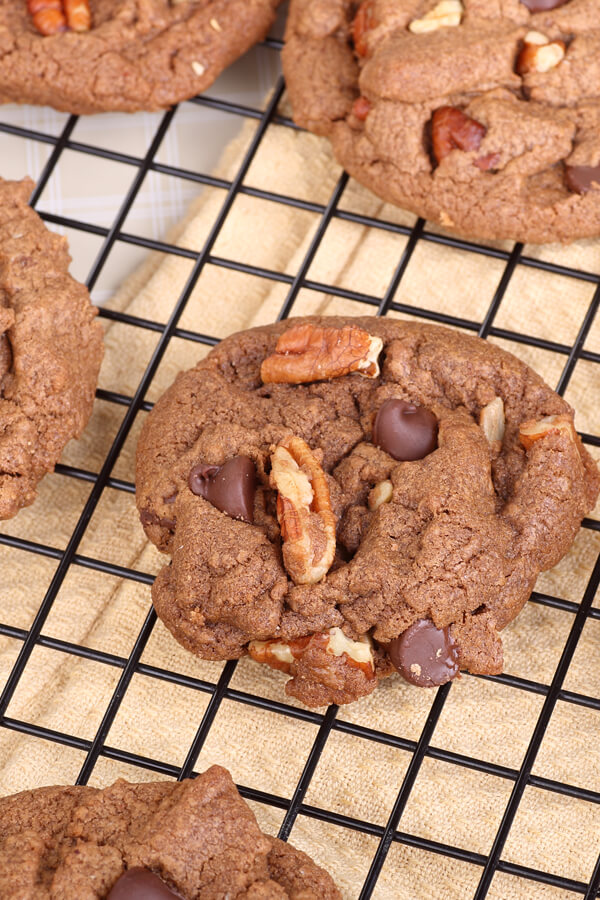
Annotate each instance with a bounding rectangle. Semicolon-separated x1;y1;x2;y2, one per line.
0;9;284;306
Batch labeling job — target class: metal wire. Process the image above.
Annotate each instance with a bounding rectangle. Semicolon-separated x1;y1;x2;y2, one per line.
0;27;599;900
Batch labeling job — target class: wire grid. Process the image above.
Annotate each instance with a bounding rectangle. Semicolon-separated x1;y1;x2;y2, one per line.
0;19;599;900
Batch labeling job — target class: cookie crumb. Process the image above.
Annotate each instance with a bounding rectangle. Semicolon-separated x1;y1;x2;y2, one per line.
191;61;206;76
439;211;456;228
210;17;222;31
410;663;422;677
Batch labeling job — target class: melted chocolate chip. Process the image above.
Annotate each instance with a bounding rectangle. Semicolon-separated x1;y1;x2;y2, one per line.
373;399;438;461
565;164;600;195
520;0;569;9
107;868;180;900
189;456;256;523
388;619;459;687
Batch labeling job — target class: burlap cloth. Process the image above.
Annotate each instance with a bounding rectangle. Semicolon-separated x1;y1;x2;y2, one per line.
1;111;599;900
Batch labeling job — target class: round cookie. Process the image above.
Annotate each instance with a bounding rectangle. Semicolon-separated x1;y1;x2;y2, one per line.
0;0;282;114
0;765;341;898
136;316;599;707
282;0;600;243
0;177;103;520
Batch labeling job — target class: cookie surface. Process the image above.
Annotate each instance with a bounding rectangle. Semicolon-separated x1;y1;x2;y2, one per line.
0;178;103;520
282;0;600;243
136;316;599;707
0;766;341;898
0;0;281;114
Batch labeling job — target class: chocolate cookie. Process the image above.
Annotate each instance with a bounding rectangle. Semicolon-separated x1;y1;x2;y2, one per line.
0;0;282;114
136;316;599;707
282;0;600;243
0;178;103;520
0;765;341;898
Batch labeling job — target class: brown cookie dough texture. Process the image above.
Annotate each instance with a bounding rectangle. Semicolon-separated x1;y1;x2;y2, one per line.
282;0;600;243
0;766;341;898
0;178;103;520
136;316;599;707
0;0;282;114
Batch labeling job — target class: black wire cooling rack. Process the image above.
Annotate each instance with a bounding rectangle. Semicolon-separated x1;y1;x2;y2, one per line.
0;13;599;900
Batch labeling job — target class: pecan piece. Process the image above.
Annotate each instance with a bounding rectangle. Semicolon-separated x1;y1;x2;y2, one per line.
408;0;463;33
479;397;505;444
516;31;565;75
352;96;372;121
519;414;577;450
248;627;375;678
431;107;486;165
261;323;383;384
352;0;377;57
368;479;393;510
271;436;336;585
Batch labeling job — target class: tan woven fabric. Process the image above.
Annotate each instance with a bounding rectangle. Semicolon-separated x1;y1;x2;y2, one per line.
0;114;599;900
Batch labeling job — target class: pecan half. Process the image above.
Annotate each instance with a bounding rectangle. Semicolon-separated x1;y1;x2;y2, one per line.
431;107;487;165
260;323;383;384
248;627;375;678
519;414;577;450
28;0;90;34
271;436;336;585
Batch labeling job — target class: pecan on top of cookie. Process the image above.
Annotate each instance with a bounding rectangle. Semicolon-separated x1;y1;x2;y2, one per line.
136;317;599;708
27;0;90;35
283;0;600;243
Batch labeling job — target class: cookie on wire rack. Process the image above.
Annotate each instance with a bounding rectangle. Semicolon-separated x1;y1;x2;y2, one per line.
0;765;341;898
136;316;599;708
282;0;600;243
0;177;103;520
0;0;282;114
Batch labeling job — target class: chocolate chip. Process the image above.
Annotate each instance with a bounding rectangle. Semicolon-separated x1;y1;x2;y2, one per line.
373;399;438;461
107;868;180;900
520;0;569;10
388;619;459;687
189;456;256;523
565;164;600;195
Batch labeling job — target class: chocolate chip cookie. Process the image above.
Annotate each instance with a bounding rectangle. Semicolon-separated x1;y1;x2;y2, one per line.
0;0;282;114
0;178;103;520
136;316;599;707
282;0;600;243
0;765;341;898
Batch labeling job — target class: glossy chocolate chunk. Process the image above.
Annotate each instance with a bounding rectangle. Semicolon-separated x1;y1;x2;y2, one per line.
373;399;438;461
189;455;256;523
565;164;600;195
388;619;459;687
520;0;569;10
107;867;180;900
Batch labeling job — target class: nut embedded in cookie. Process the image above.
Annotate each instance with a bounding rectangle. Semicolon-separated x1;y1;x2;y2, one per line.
271;436;336;584
519;414;577;450
260;322;382;384
516;31;565;76
408;0;463;34
27;0;91;35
